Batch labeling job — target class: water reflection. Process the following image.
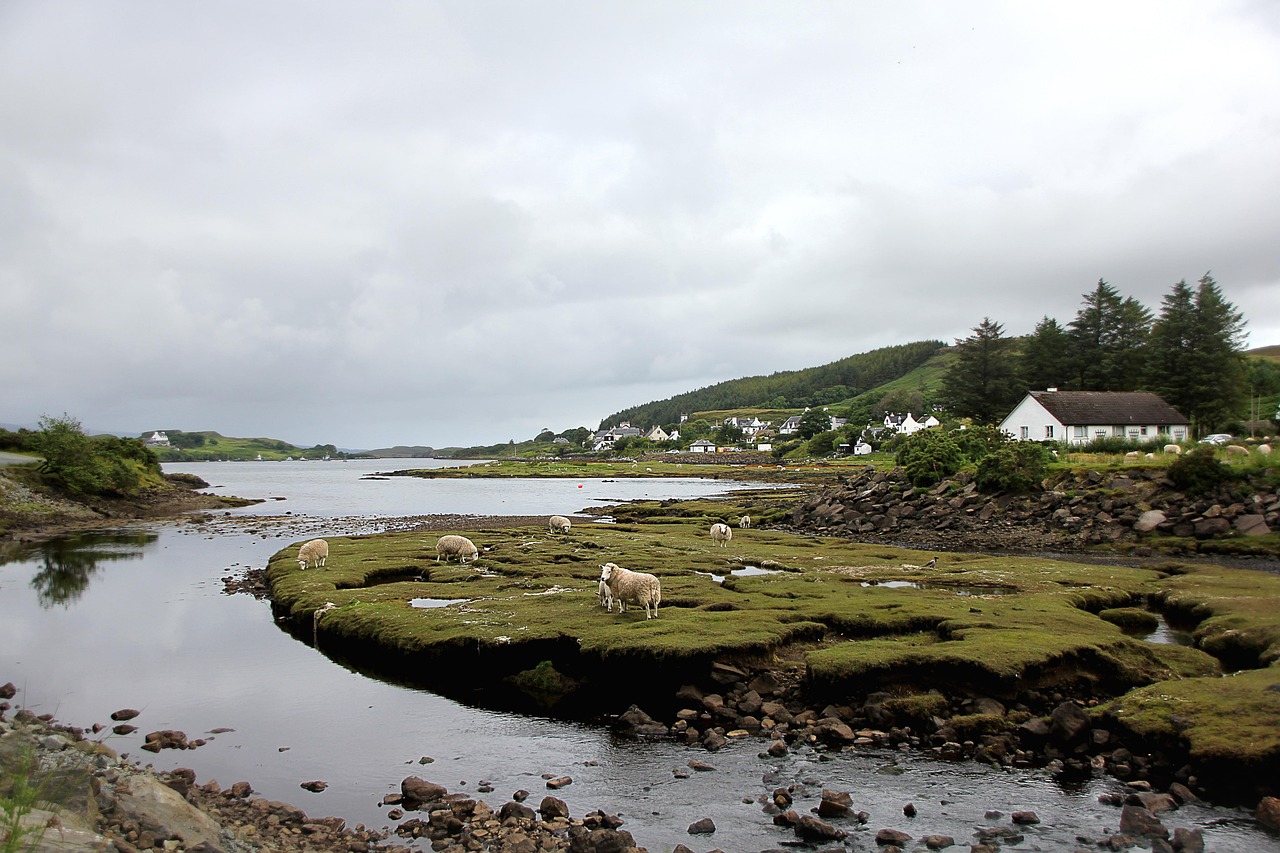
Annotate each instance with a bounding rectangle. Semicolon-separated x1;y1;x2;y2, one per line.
2;530;155;608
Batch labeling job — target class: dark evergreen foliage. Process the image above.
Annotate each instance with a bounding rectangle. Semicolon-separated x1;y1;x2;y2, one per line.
941;318;1022;424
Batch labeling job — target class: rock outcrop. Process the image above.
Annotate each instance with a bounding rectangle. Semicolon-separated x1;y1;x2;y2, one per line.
789;465;1279;553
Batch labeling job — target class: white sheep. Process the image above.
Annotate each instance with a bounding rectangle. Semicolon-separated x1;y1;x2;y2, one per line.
1124;450;1141;459
435;534;479;563
1225;444;1250;457
739;515;752;529
1258;443;1272;456
297;538;329;570
549;515;572;534
710;522;732;547
1163;444;1182;455
597;578;614;611
600;562;660;619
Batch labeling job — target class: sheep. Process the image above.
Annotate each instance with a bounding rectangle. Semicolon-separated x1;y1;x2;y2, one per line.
597;578;614;611
739;515;752;529
297;538;329;570
1124;450;1141;459
549;515;572;534
710;522;732;547
600;562;660;619
435;534;479;563
1225;444;1250;457
1258;443;1272;455
1164;444;1182;455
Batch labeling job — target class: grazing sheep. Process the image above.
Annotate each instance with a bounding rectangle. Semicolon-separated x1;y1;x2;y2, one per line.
710;522;732;547
1225;444;1250;457
597;578;614;611
600;562;660;619
1258;443;1272;456
1164;444;1182;455
297;538;329;570
1124;450;1141;459
435;534;479;563
548;515;572;534
739;515;752;529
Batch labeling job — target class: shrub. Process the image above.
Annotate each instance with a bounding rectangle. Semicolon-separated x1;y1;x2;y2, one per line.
974;442;1050;494
1167;448;1235;496
896;430;965;487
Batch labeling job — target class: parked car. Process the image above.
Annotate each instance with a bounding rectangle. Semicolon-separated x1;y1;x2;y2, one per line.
1199;434;1233;445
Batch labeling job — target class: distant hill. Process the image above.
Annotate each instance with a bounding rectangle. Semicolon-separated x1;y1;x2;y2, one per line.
1248;344;1280;362
148;430;329;462
360;445;437;458
604;340;947;428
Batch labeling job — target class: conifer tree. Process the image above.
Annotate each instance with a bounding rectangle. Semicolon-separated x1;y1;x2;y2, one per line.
942;318;1023;424
1066;279;1151;390
1020;316;1071;391
1146;274;1247;433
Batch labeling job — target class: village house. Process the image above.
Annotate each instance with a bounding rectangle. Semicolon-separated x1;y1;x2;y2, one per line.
143;431;170;446
999;390;1190;445
688;439;717;453
883;412;941;435
591;422;643;451
723;416;771;436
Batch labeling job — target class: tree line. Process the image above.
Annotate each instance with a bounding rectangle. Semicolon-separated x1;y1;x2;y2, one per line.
942;274;1277;434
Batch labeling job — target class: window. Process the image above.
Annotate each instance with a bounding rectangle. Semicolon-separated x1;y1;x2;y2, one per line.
1045;425;1054;439
1140;427;1148;436
1020;426;1029;439
1074;426;1087;438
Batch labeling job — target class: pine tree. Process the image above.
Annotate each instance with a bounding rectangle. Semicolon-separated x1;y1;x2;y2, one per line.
1020;316;1071;391
942;318;1023;424
1066;279;1152;390
1145;274;1247;433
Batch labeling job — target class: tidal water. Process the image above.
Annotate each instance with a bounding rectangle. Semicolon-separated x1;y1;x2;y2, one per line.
0;460;1272;852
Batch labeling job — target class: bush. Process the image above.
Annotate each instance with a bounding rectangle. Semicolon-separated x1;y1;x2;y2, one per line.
974;442;1050;494
1167;448;1235;496
896;430;965;487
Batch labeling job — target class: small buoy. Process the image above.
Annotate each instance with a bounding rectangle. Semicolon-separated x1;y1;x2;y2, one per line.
578;484;583;488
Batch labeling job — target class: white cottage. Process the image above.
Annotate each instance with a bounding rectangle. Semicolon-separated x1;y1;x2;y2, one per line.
999;390;1190;445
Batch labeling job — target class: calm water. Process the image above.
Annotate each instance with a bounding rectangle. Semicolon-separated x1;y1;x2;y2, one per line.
0;460;1270;852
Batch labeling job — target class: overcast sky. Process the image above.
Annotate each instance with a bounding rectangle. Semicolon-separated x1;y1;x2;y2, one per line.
3;2;1278;449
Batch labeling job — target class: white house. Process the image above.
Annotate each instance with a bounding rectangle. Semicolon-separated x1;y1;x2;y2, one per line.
143;431;170;446
999;390;1190;445
778;415;803;435
591;424;643;451
688;439;717;453
646;425;670;442
883;413;940;435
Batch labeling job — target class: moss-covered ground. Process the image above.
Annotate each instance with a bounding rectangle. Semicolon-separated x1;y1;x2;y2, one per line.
266;500;1280;780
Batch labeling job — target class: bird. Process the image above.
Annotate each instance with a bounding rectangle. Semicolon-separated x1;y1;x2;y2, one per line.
924;557;937;568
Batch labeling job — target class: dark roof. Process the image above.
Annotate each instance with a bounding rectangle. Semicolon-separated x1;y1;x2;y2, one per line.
1028;391;1188;425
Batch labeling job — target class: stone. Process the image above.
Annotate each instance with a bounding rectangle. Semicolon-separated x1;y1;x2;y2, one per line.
111;708;141;721
874;827;912;846
109;773;225;848
499;800;537;822
687;817;716;834
796;815;845;842
1256;796;1280;831
401;777;447;806
1118;804;1168;838
1011;810;1039;824
1134;509;1167;532
1234;514;1270;536
539;796;569;820
921;834;955;849
1049;701;1090;743
546;775;573;789
300;780;327;792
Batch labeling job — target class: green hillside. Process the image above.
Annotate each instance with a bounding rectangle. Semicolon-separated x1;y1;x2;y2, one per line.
147;430;343;462
605;340;947;428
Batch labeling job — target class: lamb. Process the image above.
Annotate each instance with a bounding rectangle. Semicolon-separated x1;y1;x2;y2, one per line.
435;534;479;563
710;522;732;547
297;538;329;570
739;515;752;529
1124;450;1141;459
599;562;660;619
1164;444;1182;455
549;515;572;534
597;578;614;611
1225;444;1250;457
